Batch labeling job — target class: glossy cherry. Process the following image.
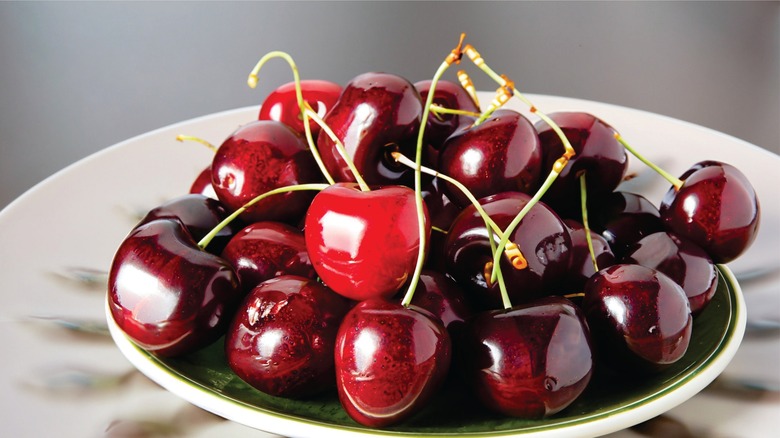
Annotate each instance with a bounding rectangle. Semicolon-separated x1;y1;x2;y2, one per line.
304;183;429;301
582;264;692;372
623;231;717;316
211;120;322;224
189;166;217;199
334;298;451;427
108;218;242;357
591;191;665;259
444;192;572;309
258;79;342;138
220;221;315;292
135;194;242;254
316;72;423;185
535;112;628;219
459;296;594;418
414;79;480;166
438;109;542;207
402;270;473;334
659;160;760;264
562;219;616;293
225;275;351;398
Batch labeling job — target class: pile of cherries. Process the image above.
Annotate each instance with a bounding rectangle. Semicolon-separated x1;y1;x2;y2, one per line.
108;38;760;428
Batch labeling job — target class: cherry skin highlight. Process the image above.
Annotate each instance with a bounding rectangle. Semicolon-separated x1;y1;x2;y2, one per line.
258;79;342;138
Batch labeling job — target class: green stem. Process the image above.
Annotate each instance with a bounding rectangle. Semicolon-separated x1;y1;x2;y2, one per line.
579;172;599;273
429;105;481;118
175;135;217;153
197;183;329;249
247;51;335;186
615;133;684;190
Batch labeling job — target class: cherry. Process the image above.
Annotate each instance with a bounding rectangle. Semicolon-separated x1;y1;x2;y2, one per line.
459;296;594;418
659;160;760;264
562;219;616;293
189;166;217;199
258;79;342;138
220;221;315;292
438;109;543;207
444;191;571;310
211;120;323;224
108;218;242;357
535;112;628;219
414;79;479;166
135;194;242;255
316;72;423;186
582;264;692;372
623;231;717;316
225;275;351;398
590;191;665;259
304;183;430;301
334;298;451;427
402;270;473;334
420;176;463;271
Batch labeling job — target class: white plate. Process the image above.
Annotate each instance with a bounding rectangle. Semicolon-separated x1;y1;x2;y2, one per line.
1;93;776;437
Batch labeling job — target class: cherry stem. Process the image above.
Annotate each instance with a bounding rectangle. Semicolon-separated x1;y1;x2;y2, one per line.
246;50;336;186
579;172;599;273
175;135;217;153
456;69;480;108
197;183;329;249
301;104;371;191
429;104;481;118
391;151;504;237
614;133;684;191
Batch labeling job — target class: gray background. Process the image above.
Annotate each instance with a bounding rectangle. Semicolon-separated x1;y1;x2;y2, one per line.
1;1;778;210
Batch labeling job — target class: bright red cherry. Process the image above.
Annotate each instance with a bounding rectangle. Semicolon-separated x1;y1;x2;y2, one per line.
211;120;323;224
460;296;594;418
258;79;342;138
316;72;423;186
334;298;451;427
304;183;429;301
438;109;542;207
189;166;217;199
108;219;242;357
225;275;351;398
659;160;760;264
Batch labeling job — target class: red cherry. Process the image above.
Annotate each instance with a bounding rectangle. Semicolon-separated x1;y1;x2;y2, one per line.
189;166;217;199
108;219;242;357
258;79;342;138
659;160;760;264
334;298;451;427
225;275;351;398
304;183;429;301
211;120;323;224
220;221;315;292
460;296;594;418
438;109;543;207
316;72;423;185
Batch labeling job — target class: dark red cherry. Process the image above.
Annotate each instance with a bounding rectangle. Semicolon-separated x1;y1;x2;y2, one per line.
562;219;616;293
334;298;451;427
623;231;717;316
536;112;628;219
420;176;463;271
403;270;473;333
659;160;760;264
438;109;542;207
444;192;572;310
211;120;323;224
414;79;480;166
220;221;315;292
460;296;594;418
317;72;423;185
582;264;692;372
108;219;242;357
225;275;351;398
304;183;430;301
135;194;242;254
189;166;217;199
258;79;342;138
591;191;665;259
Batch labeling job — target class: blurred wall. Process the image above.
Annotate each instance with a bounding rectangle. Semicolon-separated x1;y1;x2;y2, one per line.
1;1;778;209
